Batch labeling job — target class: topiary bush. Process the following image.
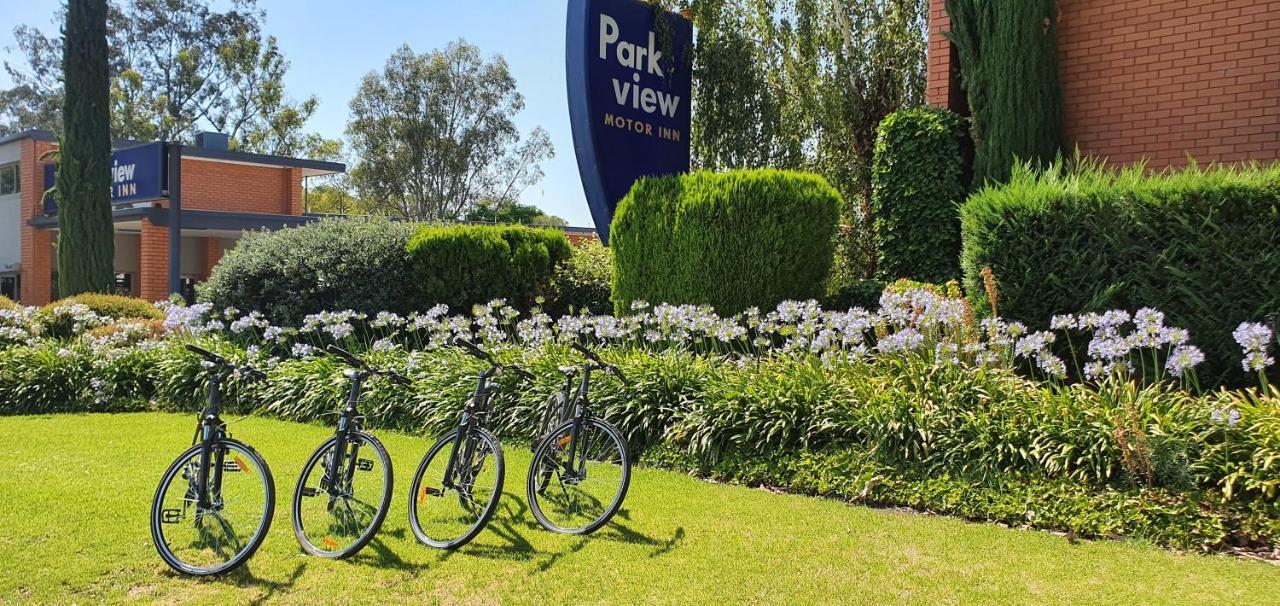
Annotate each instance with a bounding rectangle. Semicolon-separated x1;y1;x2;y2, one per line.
961;160;1280;386
548;240;613;316
405;225;571;312
611;169;841;315
199;217;421;325
0;296;16;311
871;107;970;284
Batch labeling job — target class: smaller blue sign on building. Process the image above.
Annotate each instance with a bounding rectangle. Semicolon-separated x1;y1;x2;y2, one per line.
43;141;168;214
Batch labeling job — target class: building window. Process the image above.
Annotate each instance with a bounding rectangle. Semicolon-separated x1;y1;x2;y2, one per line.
0;163;18;196
0;275;18;300
179;277;198;304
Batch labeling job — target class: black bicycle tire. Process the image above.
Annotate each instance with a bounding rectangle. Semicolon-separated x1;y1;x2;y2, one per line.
527;417;630;535
150;438;275;576
290;431;394;559
407;427;505;550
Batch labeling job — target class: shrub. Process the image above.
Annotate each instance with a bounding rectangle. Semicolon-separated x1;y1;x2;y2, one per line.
825;279;886;311
199;217;421;325
0;296;16;311
961;161;1280;386
548;240;613;316
871;107;969;283
43;293;161;321
611;169;841;315
405;225;571;313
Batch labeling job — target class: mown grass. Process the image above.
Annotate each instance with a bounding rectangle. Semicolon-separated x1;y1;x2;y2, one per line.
1;413;1277;605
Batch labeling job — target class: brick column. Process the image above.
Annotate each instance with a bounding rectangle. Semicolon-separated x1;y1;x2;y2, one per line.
19;138;56;305
139;219;170;303
926;0;965;111
286;167;304;215
203;237;224;279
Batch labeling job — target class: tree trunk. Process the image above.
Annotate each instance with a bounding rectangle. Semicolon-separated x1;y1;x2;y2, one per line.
56;0;115;297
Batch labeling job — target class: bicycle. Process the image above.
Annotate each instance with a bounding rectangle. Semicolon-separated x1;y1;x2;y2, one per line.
150;344;274;576
407;338;534;549
527;343;631;535
290;345;408;559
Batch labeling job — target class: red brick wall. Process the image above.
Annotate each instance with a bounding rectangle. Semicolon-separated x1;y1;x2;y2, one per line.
139;219;170;303
19;139;56;305
927;0;1280;168
180;158;303;215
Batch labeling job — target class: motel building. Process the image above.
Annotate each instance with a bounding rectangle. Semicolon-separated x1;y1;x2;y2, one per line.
0;129;345;305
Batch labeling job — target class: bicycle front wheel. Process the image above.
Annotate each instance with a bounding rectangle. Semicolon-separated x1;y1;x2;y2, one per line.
291;431;393;559
150;438;275;576
407;427;504;549
528;417;630;535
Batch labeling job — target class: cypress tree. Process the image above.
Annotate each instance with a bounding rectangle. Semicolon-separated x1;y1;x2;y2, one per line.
945;0;1064;187
56;0;115;296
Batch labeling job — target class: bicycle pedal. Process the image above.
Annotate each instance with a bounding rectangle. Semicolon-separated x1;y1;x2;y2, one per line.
356;458;374;472
557;435;574;447
222;455;250;473
161;508;183;524
300;487;319;497
417;486;443;504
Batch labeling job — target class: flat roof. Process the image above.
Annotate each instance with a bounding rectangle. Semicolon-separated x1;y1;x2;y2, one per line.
0;129;344;176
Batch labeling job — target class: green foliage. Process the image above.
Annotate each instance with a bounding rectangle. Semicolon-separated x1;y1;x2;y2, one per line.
872;107;969;283
548;240;613;316
199;217;421;325
945;0;1064;186
825;279;886;311
55;0;115;297
405;224;571;312
44;293;162;321
961;161;1280;385
611;169;841;315
0;296;16;311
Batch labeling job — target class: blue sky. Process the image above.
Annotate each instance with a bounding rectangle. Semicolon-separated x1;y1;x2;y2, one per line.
0;0;596;227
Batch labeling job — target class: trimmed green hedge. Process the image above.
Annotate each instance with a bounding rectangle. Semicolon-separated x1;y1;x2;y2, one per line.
548;240;613;316
406;225;571;312
961;161;1280;385
200;217;421;325
611;169;841;315
871;107;969;283
43;293;162;321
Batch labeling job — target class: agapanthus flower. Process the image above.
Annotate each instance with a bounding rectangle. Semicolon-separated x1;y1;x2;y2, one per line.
1165;345;1205;378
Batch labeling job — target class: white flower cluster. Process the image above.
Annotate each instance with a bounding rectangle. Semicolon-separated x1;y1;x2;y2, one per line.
1233;322;1275;373
0;306;42;346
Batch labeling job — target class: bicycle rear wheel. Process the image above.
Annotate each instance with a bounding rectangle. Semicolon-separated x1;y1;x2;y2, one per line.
151;438;275;576
527;417;630;535
291;431;393;559
408;427;505;549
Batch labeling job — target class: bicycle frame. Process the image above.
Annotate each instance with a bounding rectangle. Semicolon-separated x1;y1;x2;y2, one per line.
442;367;500;489
559;365;599;479
193;368;232;511
324;371;369;499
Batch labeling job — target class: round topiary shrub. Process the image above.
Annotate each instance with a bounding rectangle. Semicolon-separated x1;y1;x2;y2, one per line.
43;293;162;321
610;169;841;315
199;217;421;325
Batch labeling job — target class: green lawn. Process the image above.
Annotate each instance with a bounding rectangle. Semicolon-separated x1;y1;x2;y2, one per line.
1;413;1277;605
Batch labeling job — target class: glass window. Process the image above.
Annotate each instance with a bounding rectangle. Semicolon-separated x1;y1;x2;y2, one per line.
0;275;17;300
114;273;133;296
0;163;17;196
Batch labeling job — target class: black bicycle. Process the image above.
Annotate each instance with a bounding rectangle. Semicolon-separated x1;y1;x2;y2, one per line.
290;345;407;559
407;338;534;549
527;343;631;535
150;345;275;576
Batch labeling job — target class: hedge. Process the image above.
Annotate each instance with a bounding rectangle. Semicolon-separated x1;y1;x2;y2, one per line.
548;240;613;316
0;296;16;311
405;225;571;313
199;217;421;325
611;169;841;315
871;107;969;284
961;161;1280;386
43;293;162;321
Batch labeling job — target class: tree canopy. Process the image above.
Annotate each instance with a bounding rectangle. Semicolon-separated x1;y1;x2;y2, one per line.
346;41;554;222
1;0;332;156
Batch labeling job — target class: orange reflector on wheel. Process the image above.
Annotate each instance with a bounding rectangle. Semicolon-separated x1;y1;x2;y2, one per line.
233;455;250;473
557;435;573;447
322;537;339;550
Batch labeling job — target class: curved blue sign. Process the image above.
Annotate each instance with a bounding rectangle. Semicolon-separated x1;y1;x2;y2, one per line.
567;0;693;244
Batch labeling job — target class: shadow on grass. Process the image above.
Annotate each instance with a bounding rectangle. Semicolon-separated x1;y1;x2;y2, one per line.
353;528;418;572
224;561;306;606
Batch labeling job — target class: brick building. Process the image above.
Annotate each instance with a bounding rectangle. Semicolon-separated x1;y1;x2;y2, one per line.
927;0;1280;167
0;130;345;305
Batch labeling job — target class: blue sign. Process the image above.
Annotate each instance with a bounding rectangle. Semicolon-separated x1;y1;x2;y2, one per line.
43;141;168;213
567;0;693;244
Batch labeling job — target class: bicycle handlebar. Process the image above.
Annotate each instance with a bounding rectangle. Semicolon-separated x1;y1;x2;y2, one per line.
327;344;369;369
570;342;627;383
454;338;534;383
187;344;266;383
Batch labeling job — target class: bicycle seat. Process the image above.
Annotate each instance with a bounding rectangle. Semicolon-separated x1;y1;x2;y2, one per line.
557;365;579;377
